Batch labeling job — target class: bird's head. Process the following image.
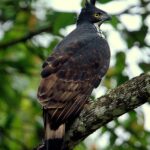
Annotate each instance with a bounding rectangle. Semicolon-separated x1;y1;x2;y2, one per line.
77;0;111;25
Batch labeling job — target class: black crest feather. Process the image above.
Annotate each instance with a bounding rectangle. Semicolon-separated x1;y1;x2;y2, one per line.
85;0;96;7
85;0;89;7
90;0;96;5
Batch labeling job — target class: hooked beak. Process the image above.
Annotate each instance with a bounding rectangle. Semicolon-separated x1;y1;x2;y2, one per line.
99;13;111;26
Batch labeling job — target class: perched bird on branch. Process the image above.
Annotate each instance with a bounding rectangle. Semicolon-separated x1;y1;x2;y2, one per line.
37;0;111;149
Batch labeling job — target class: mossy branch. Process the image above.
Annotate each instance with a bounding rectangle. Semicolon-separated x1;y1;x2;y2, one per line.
64;73;150;149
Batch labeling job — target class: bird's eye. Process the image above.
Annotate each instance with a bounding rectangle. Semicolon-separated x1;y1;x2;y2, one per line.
94;13;101;18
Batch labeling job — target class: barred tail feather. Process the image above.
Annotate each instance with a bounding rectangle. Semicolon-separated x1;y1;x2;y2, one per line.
44;113;65;150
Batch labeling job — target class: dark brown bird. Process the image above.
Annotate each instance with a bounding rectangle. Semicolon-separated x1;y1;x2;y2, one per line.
37;0;111;149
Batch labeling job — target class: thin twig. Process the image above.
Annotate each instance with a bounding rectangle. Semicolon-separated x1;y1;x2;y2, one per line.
0;26;52;49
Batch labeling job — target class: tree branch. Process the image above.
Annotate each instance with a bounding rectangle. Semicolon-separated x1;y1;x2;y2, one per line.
0;26;52;49
64;73;150;149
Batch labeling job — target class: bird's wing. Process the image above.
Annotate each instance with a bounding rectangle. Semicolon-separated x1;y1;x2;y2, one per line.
37;36;110;128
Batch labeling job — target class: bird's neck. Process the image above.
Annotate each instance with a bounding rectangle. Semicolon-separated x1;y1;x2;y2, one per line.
76;21;98;33
76;13;97;32
77;18;91;26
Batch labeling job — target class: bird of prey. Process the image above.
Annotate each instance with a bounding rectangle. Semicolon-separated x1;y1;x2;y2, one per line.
37;0;111;149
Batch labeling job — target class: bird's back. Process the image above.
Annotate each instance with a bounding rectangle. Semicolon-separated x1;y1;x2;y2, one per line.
55;23;99;51
54;22;110;78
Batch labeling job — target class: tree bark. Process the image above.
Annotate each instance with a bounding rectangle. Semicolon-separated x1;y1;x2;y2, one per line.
64;73;150;150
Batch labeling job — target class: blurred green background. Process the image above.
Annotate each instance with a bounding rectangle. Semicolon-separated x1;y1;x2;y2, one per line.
0;0;150;150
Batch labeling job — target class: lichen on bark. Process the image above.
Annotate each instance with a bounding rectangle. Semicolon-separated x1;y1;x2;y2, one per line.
64;73;150;150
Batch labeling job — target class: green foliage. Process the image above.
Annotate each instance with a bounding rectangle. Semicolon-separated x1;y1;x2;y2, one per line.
139;63;150;72
0;0;149;150
97;0;112;4
125;25;148;48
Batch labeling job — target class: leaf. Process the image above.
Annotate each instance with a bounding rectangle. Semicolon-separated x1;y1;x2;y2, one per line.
97;0;112;3
111;16;120;29
116;74;129;86
139;62;150;72
125;25;148;48
54;12;76;34
74;142;86;150
46;11;76;34
115;52;126;73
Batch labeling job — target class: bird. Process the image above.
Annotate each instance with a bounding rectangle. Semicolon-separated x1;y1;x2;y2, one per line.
37;0;111;149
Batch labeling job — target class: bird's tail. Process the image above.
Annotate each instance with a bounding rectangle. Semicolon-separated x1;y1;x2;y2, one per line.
44;112;65;150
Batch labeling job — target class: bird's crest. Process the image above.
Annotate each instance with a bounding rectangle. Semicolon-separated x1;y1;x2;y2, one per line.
85;0;96;7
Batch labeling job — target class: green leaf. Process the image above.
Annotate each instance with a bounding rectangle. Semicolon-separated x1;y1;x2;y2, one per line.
54;12;76;34
97;0;112;3
111;16;120;29
115;52;126;73
139;62;150;72
125;25;148;48
74;142;86;150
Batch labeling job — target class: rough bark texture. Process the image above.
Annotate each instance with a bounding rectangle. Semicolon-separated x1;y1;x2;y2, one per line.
63;73;150;150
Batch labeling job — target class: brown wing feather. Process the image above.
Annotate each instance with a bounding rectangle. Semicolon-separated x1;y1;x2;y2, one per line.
37;51;96;128
38;75;93;125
